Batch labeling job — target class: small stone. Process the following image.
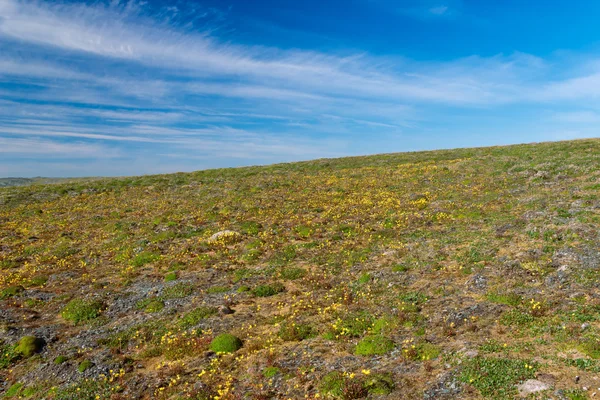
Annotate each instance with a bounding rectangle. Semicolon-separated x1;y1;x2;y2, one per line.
582;323;591;330
516;379;550;397
576;376;581;383
462;349;479;358
218;305;234;315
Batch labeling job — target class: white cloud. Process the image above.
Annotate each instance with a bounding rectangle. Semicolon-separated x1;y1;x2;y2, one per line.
0;0;529;106
1;0;600;177
0;137;117;157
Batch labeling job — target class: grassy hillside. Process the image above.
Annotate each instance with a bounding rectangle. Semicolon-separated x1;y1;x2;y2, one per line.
1;139;600;399
0;178;77;188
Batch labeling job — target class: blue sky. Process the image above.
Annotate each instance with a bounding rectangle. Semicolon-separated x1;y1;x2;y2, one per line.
1;0;600;177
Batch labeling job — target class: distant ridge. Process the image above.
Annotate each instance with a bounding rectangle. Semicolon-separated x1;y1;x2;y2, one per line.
0;178;34;187
0;177;72;187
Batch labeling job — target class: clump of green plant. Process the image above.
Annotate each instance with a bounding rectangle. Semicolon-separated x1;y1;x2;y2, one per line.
15;336;44;358
164;272;177;282
0;259;19;270
459;356;538;398
210;333;242;354
355;335;394;355
20;384;45;398
280;267;307;280
392;263;410;272
0;341;18;369
162;331;208;360
48;378;112;399
480;339;505;354
401;340;440;361
486;291;522;306
371;316;396;335
206;285;229;294
237;285;250;293
252;282;285;297
278;321;314;341
162;282;194;299
24;298;44;308
232;267;255;283
319;371;358;398
262;366;280;378
4;382;24;397
578;336;600;359
399;291;428;304
131;251;160;267
356;273;372;285
61;298;104;324
78;359;93;373
0;285;24;299
325;312;374;340
499;310;535;327
178;306;217;329
27;275;49;287
294;225;312;238
136;298;165;313
240;221;262;235
270;245;297;266
416;342;441;361
139;346;162;359
319;371;394;398
54;355;68;365
363;373;395;395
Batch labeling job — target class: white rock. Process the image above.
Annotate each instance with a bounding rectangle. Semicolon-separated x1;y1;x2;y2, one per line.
516;379;550;397
208;230;241;243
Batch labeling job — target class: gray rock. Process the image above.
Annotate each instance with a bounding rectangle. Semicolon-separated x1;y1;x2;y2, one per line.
446;303;500;327
516;379;550;397
582;323;591;330
466;274;487;292
423;372;461;399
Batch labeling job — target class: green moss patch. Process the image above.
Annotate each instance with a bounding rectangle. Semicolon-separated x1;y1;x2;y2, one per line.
78;359;93;373
355;335;394;355
15;336;44;358
209;333;243;353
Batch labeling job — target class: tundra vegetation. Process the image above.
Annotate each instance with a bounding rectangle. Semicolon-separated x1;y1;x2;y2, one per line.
1;139;600;399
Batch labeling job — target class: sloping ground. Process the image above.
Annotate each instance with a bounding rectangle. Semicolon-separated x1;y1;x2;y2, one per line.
1;139;600;399
0;179;34;188
0;178;76;188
